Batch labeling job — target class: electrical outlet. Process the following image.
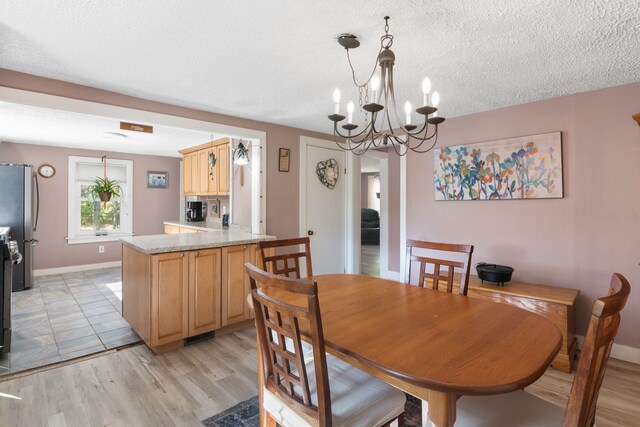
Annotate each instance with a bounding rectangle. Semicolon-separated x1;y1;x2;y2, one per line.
98;245;105;253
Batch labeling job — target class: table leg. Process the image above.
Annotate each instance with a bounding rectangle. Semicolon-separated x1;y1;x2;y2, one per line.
423;390;457;427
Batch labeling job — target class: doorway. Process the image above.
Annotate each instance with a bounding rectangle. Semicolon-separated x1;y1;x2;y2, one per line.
360;153;382;277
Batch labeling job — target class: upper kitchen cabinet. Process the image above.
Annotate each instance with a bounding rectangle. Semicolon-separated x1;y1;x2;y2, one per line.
179;137;231;196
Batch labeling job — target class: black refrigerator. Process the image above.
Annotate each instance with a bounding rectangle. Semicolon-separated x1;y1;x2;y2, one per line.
0;164;39;291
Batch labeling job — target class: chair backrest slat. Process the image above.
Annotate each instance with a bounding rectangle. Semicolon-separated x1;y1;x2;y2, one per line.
245;262;331;425
563;273;630;427
405;240;474;295
258;237;313;278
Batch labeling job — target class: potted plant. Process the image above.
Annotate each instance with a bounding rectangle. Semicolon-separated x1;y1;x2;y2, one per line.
90;176;121;202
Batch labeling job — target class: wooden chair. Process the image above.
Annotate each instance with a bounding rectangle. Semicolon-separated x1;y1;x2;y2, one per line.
257;237;313;278
452;272;631;426
245;263;406;427
405;240;474;295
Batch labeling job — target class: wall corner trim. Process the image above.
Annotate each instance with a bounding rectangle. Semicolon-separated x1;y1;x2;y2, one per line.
576;335;640;365
33;260;122;277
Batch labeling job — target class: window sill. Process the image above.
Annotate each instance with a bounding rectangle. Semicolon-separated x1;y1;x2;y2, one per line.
67;234;133;245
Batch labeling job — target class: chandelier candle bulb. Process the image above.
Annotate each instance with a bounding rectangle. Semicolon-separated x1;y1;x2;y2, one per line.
431;91;440;108
404;101;412;125
347;101;354;124
371;75;380;102
422;77;431;106
333;88;341;114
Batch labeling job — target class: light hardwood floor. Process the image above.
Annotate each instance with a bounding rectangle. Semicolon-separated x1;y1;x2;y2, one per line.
360;244;380;277
0;327;638;426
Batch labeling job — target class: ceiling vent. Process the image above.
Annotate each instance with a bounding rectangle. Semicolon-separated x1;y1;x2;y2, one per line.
120;121;153;133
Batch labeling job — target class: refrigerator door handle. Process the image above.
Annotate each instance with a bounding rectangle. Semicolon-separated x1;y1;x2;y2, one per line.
33;171;40;232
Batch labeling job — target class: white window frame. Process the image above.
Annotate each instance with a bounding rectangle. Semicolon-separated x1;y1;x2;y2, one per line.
67;156;133;244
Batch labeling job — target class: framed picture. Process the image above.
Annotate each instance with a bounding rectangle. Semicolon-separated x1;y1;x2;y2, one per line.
147;171;168;188
433;131;563;201
279;148;290;172
208;199;221;218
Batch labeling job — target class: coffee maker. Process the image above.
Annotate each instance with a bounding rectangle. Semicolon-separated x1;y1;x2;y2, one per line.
186;201;206;222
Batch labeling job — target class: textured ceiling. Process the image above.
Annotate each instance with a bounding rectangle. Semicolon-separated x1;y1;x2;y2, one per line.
0;101;217;157
1;0;639;135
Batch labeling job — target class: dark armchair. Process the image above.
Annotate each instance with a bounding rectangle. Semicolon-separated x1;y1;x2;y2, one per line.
361;208;380;245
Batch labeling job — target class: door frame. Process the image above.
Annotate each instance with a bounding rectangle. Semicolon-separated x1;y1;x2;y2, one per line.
299;136;359;274
373;154;406;281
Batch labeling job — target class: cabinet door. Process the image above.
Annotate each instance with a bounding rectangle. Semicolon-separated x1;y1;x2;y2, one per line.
189;152;200;194
182;154;192;195
221;245;254;326
197;149;217;195
208;148;218;194
151;252;189;346
189;248;222;335
164;224;181;234
217;144;230;195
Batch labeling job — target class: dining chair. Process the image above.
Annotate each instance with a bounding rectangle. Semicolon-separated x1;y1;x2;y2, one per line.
405;240;474;295
257;237;313;278
245;263;406;427
450;272;631;426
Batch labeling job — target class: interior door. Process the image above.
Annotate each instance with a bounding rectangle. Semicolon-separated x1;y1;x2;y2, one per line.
304;144;346;275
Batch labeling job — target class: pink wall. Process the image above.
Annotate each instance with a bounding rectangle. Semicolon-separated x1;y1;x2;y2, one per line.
406;82;640;348
0;142;180;269
0;69;336;242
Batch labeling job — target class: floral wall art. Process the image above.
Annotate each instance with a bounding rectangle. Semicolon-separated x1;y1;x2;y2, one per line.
433;132;563;200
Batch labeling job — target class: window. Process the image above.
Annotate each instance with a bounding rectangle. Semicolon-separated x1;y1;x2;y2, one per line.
68;156;133;244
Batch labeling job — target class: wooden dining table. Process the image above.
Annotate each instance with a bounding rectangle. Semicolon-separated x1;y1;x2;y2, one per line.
253;274;563;427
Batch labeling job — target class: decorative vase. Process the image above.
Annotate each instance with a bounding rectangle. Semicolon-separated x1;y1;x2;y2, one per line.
99;192;112;202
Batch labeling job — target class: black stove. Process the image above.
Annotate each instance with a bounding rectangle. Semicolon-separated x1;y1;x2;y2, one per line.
1;227;22;354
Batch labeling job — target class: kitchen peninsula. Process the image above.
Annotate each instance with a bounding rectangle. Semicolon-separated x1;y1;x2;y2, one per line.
121;229;275;353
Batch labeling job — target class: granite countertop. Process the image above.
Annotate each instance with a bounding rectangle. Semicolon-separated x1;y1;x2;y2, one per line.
121;230;276;254
163;219;252;233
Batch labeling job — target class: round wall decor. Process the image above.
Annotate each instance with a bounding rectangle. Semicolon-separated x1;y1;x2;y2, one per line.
316;158;339;189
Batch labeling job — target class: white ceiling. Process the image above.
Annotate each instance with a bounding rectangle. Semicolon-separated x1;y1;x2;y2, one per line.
0;101;218;157
1;1;639;136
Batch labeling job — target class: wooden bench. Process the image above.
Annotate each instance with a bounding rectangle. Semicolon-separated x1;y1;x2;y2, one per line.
435;274;580;373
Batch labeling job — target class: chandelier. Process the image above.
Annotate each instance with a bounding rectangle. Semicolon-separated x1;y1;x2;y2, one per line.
328;16;445;156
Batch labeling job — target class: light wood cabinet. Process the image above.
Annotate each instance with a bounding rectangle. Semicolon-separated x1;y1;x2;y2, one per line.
150;252;189;347
182;152;193;195
164;224;181;234
188;248;222;335
164;224;208;234
123;242;263;354
217;143;230;195
221;245;255;326
179;137;230;196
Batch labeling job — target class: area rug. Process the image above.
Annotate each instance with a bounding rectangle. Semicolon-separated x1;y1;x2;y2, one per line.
202;393;422;426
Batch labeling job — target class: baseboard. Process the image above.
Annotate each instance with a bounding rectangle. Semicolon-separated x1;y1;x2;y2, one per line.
576;335;640;365
33;261;121;277
380;270;401;282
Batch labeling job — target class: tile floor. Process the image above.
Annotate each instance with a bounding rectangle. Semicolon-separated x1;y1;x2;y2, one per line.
0;267;140;375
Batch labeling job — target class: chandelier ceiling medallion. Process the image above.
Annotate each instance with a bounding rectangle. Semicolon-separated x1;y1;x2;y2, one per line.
328;16;445;156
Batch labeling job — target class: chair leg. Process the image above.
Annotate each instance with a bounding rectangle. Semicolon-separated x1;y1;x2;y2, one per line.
382;413;404;427
261;410;277;427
